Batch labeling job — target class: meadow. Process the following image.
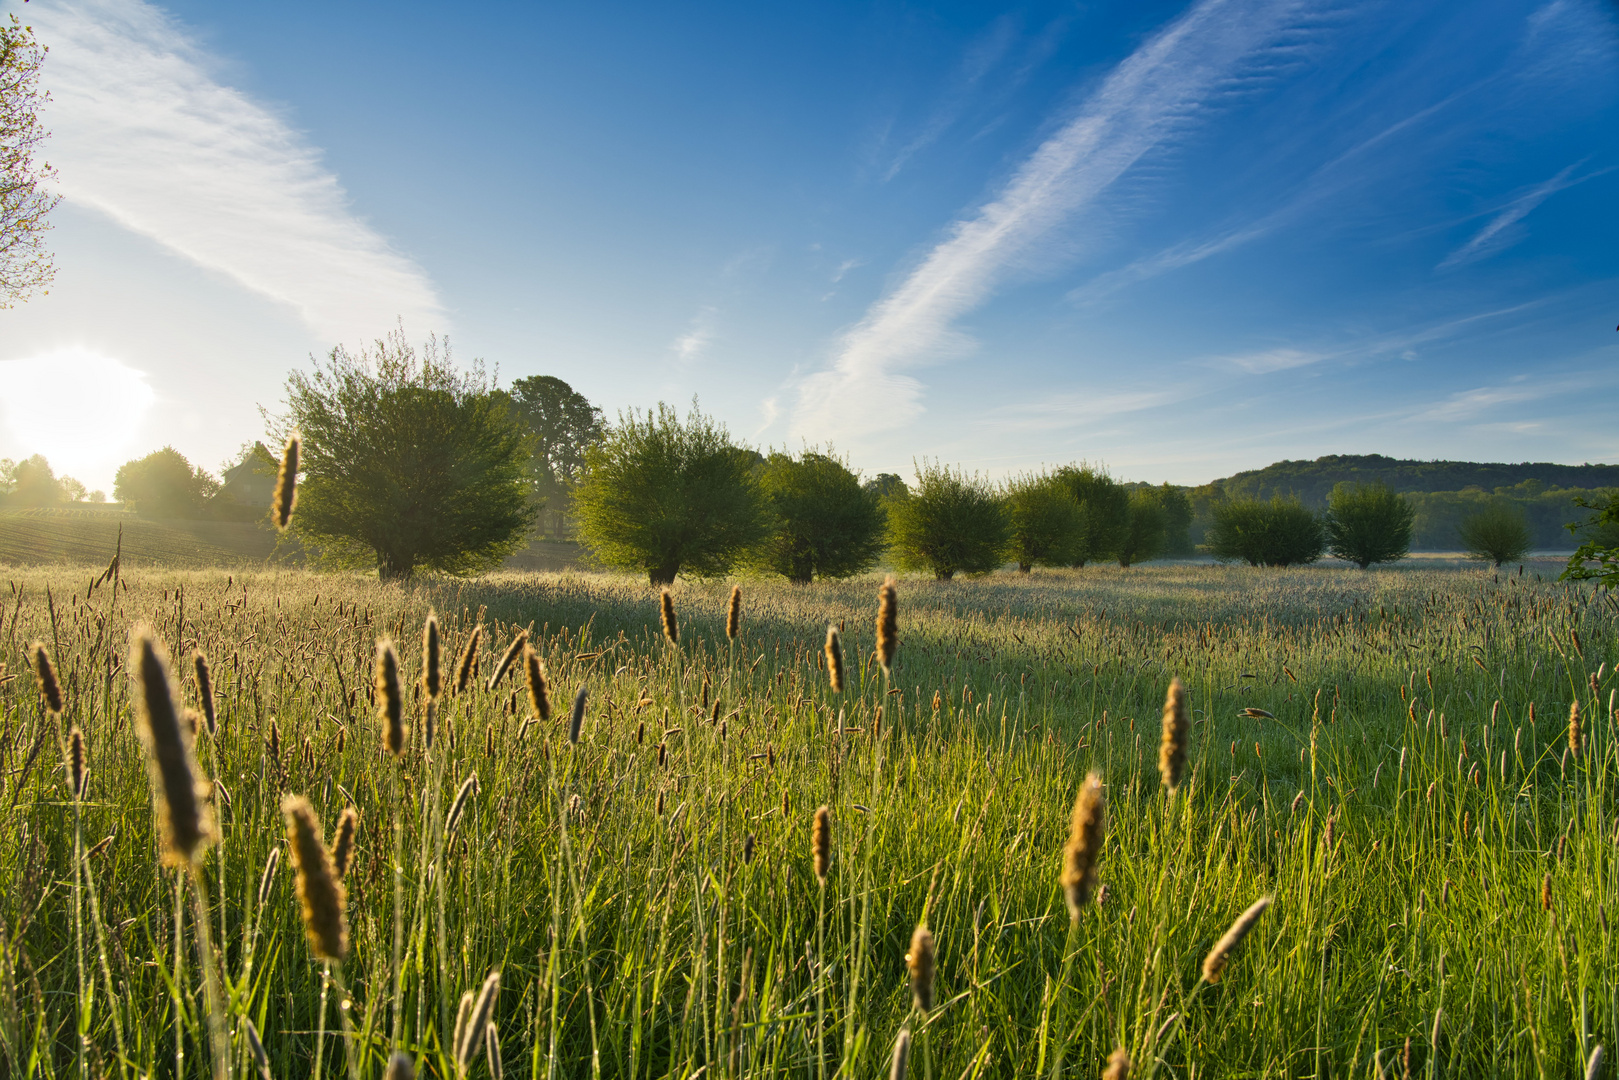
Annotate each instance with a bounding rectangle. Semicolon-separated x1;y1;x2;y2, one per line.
0;559;1612;1079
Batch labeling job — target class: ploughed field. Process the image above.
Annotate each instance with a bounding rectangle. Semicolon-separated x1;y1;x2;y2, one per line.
0;563;1613;1079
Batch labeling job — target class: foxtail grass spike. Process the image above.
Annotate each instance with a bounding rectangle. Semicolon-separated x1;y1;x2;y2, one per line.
456;970;502;1073
569;684;588;744
1585;1045;1604;1080
660;588;679;646
907;924;935;1012
446;774;479;837
376;640;405;756
524;644;551;722
29;641;63;715
890;1029;911;1080
69;727;86;799
1159;677;1190;793
1103;1048;1132;1080
193;650;217;735
384;1051;416;1080
282;794;348;961
485;1023;504;1080
422;611;442;701
330;806;358;878
876;577;898;676
824;626;845;693
1568;700;1583;758
454;625;483;695
812;805;831;883
273;433;299;531
131;630;213;866
1060;773;1105;919
257;847;281;908
726;585;742;641
488;630;528;691
1201;895;1272;983
244;1018;272;1080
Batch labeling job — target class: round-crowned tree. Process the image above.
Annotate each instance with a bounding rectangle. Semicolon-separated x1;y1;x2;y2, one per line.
1324;481;1414;568
754;450;885;583
1004;471;1080;572
1116;488;1168;567
573;401;768;585
1206;497;1325;567
1054;465;1129;567
887;460;1007;580
279;329;536;580
1457;501;1532;568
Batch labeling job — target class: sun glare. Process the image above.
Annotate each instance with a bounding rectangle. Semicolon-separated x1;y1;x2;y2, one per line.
0;348;156;484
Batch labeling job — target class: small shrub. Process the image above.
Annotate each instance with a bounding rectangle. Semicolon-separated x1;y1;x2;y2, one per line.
1458;502;1531;568
1324;482;1414;568
1206;497;1324;567
887;460;1007;580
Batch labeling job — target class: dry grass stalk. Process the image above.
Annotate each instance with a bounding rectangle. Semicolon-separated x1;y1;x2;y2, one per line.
1568;701;1583;758
1201;895;1272;983
69;727;86;799
28;641;62;715
812;805;831;883
376;640;405;756
660;588;679;646
488;629;529;691
523;645;552;722
1103;1047;1132;1080
1060;773;1105;919
281;794;348;961
726;585;742;641
131;630;212;866
422;611;442;701
273;434;299;531
1158;677;1190;793
907;924;935;1011
876;578;898;676
825;626;845;693
456;970;502;1073
193;651;217;735
454;625;484;695
569;684;588;744
890;1028;911;1080
330;806;359;878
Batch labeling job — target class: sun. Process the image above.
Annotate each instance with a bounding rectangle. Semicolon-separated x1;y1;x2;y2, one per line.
0;347;156;486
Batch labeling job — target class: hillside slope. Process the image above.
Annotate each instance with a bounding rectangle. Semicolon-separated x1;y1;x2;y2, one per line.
1207;454;1619;505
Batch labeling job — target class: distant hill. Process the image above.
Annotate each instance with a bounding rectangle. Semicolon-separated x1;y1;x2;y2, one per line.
1205;454;1619;506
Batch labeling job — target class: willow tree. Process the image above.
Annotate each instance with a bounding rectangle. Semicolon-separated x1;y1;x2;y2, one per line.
1;15;60;305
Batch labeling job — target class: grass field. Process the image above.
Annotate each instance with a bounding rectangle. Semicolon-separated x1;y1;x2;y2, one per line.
0;560;1612;1079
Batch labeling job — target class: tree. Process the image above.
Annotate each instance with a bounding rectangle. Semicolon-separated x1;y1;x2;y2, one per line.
1054;465;1128;566
1;453;64;505
1116;489;1168;567
505;375;604;533
1457;501;1531;569
753;450;886;583
278;329;536;580
863;473;908;501
573;401;767;585
1146;484;1195;555
1561;489;1619;589
886;460;1007;580
1324;481;1414;569
115;448;218;518
1004;471;1079;572
2;15;60;306
1206;497;1325;567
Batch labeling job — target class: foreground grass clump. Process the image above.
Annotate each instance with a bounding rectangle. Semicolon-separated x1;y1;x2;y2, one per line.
0;563;1612;1078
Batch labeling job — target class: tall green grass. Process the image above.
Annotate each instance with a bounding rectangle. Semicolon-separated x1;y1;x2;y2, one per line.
0;563;1611;1078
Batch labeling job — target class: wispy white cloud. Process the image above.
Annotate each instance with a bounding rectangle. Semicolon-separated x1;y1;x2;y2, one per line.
975;387;1181;434
1437;162;1599;269
792;0;1323;443
1218;347;1323;374
671;308;717;363
25;0;442;343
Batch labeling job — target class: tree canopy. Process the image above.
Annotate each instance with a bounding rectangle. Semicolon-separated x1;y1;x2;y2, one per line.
753;450;886;583
278;329;536;580
1561;490;1619;589
114;448;218;518
505;375;604;530
1206;497;1325;567
572;401;767;585
1054;465;1128;566
1004;471;1079;573
1457;502;1532;569
887;460;1007;580
1324;482;1414;569
1;15;59;306
0;454;93;506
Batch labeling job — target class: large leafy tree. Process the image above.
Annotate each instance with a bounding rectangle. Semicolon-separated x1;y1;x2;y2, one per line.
754;450;885;583
1116;488;1168;567
505;375;604;530
1206;497;1325;567
573;401;767;585
114;448;218;518
1;16;59;306
887;460;1007;580
278;330;536;580
1324;481;1413;568
1457;501;1531;569
1054;465;1128;566
1561;489;1619;588
1004;471;1079;573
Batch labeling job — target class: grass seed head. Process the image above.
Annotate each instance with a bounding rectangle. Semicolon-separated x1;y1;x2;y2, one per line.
454;625;484;695
131;630;212;866
523;645;551;722
812;805;831;882
485;1023;504;1080
1103;1048;1132;1080
907;924;935;1012
1158;677;1191;793
1061;773;1105;919
446;773;479;837
422;611;442;701
383;1052;415;1080
281;794;348;961
193;651;217;735
456;970;502;1072
488;629;529;692
244;1018;272;1080
1541;872;1553;912
273;434;299;531
375;640;405;755
825;625;845;693
29;641;63;715
1568;700;1583;758
330;806;358;878
877;578;898;676
660;588;679;646
1201;895;1272;983
726;584;742;641
69;726;86;799
890;1028;911;1080
569;684;588;744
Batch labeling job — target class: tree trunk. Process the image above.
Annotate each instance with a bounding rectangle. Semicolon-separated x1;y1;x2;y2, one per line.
648;563;679;586
935;568;955;581
1017;562;1031;573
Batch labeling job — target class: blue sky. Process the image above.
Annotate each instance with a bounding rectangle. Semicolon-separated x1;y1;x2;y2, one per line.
1;0;1615;494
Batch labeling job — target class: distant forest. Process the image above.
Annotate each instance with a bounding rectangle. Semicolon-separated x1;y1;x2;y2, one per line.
1187;454;1619;551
